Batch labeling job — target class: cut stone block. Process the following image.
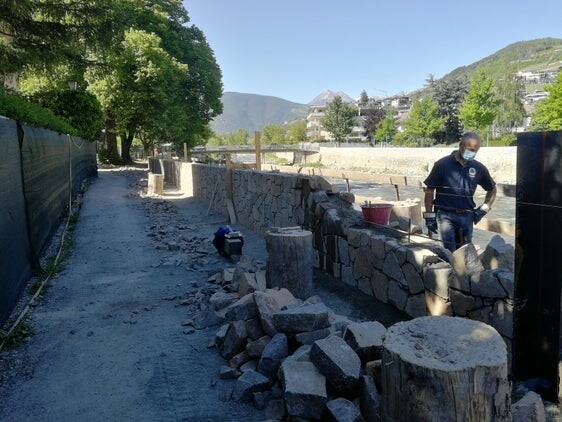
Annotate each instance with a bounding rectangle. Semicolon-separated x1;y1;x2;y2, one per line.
343;321;386;364
220;320;248;360
232;370;271;402
511;391;545;422
209;290;239;311
310;335;361;394
229;350;252;369
480;235;515;271
280;360;327;419
224;293;258;321
246;335;272;358
245;318;265;340
273;303;331;333
404;293;427;318
471;269;508;298
450;243;484;292
257;333;289;380
294;327;332;346
423;261;452;298
324;397;365;422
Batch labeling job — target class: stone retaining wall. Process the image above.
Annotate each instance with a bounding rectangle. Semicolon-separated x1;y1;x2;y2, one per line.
149;159;515;360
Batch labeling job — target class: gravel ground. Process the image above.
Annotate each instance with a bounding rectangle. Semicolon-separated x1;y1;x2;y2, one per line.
0;167;407;421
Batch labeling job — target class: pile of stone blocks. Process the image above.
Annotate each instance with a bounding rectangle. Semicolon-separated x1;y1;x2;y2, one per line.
206;257;388;421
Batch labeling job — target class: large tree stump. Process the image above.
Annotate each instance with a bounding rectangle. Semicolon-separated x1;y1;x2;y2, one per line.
147;173;163;195
381;316;511;421
266;228;313;299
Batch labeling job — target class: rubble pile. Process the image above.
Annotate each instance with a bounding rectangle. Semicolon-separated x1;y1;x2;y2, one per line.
200;256;387;421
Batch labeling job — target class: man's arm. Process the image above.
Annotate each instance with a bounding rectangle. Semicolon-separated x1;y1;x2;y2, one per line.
483;186;497;210
424;187;435;212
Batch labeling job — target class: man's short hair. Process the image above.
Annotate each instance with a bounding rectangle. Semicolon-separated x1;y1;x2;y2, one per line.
460;131;481;145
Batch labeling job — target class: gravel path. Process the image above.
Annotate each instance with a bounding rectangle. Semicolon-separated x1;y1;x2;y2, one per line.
0;167;408;421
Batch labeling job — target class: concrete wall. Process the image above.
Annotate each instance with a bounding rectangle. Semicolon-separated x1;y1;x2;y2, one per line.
149;159;515;358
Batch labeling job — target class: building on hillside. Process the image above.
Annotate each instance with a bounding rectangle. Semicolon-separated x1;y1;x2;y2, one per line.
305;94;412;142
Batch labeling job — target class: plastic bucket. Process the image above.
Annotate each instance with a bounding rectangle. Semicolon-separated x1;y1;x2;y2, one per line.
361;203;393;225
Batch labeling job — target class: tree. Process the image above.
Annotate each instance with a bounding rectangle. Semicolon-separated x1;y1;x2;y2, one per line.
224;129;249;146
402;96;445;146
86;29;188;162
459;70;500;136
494;67;526;135
286;120;307;144
262;124;286;144
359;90;369;107
530;70;562;130
363;106;386;143
431;78;469;143
375;109;397;143
321;96;357;143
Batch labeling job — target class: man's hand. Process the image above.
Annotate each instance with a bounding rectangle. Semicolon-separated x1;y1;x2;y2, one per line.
423;212;438;235
473;204;489;225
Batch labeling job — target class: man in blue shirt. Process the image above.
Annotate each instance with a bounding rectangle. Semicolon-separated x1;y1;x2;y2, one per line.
423;132;497;252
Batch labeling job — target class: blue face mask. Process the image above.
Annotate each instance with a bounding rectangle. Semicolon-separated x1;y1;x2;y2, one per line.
462;150;476;161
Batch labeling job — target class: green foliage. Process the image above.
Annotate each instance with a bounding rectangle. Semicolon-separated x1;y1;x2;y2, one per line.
374;109;397;142
262;124;286;144
0;89;78;134
362;107;386;142
459;70;499;133
225;129;250;146
430;78;468;143
402;97;445;146
97;146;123;165
30;89;103;141
489;134;516;146
286;120;307;144
493;66;526;135
2;318;34;349
531;70;562;130
321;96;357;143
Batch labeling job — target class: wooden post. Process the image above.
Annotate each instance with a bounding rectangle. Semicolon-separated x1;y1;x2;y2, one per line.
381;316;511;421
255;131;262;170
183;142;189;162
225;155;237;223
265;228;313;299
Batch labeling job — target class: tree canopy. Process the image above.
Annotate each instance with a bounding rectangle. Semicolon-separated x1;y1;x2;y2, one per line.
1;0;223;162
321;96;357;143
459;70;499;134
402;97;445;146
530;70;562;130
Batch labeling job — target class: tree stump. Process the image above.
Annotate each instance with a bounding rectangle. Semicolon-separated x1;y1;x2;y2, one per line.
381;316;511;421
265;228;313;299
147;173;163;195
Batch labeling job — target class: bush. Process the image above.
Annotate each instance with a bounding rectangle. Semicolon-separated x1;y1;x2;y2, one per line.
0;89;77;135
97;147;123;165
489;134;516;146
31;89;103;141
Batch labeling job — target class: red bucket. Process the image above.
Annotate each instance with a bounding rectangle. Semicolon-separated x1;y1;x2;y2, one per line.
361;203;393;225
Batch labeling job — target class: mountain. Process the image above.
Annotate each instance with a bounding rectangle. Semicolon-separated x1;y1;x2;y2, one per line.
210;92;309;134
308;89;355;106
439;37;562;85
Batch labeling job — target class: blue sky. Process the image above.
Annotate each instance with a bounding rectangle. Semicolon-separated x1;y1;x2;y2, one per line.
183;0;562;104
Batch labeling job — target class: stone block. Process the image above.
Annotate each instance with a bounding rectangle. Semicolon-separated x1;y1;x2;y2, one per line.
245;318;265;340
257;333;289;380
353;247;373;279
365;360;382;393
232;370;271;402
285;345;312;363
214;323;229;349
467;305;492;324
402;262;424;294
449;289;476;316
451;243;484;291
404;293;427;318
209;290;239;311
324;398;365;422
294;327;332;346
370;235;387;260
497;269;515;298
280;360;327;419
342;265;357;287
358;277;373;296
220;320;248;360
359;375;381;422
371;269;389;303
423;262;452;298
511;391;545;422
240;359;258;373
338;236;350;266
246;335;272;358
273;303;331;333
406;246;440;267
471;269;509;298
343;321;386;363
382;252;403;282
229;350;252;369
310;335;361;394
347;228;363;248
491;299;514;339
219;365;241;379
265;398;286;420
480;234;515;271
224;293;258;321
388;280;408;311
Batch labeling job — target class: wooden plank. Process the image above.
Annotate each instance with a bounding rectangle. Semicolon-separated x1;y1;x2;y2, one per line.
226;198;237;224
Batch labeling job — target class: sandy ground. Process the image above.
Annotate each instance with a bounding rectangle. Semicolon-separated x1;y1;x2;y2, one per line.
0;167;408;421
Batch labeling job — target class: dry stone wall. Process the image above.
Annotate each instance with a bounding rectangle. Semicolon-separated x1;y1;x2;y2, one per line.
149;159;516;361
